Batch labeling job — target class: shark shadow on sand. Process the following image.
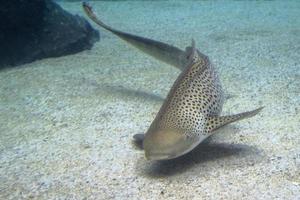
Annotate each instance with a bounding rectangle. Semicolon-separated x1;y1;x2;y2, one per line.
135;139;264;178
86;78;165;103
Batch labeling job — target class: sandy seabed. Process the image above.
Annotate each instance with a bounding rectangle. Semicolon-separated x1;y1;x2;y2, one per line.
0;1;299;199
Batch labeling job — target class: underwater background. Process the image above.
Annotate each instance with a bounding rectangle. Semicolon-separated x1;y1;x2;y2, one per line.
0;0;299;199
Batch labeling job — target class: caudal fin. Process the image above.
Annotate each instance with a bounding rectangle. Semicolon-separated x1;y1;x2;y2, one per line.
206;107;263;132
82;2;190;70
82;2;115;32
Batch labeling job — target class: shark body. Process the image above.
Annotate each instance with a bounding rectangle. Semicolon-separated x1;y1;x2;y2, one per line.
83;3;263;161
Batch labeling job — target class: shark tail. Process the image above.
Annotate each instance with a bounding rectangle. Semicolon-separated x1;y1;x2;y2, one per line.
82;2;116;32
82;2;190;70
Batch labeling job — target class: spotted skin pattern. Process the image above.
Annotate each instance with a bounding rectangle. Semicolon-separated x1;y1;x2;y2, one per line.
148;45;224;141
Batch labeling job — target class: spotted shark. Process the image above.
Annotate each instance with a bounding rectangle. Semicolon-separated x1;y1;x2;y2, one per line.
82;3;263;161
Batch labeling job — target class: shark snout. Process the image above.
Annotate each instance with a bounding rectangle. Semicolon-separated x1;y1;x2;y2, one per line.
143;129;197;161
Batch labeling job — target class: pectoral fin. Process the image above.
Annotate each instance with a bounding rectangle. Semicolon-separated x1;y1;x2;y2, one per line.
132;133;145;150
206;107;263;132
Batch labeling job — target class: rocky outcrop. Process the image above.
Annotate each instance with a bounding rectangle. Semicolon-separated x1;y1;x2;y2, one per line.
0;0;99;67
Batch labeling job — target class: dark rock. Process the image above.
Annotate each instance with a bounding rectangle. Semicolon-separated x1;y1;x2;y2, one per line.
0;0;99;67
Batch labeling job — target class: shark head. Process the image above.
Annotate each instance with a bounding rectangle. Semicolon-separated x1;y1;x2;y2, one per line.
143;129;199;161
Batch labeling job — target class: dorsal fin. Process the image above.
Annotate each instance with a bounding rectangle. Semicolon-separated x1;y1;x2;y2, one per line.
189;39;197;63
206;107;263;132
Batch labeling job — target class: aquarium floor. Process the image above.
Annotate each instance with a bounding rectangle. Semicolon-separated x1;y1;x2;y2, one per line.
0;1;299;199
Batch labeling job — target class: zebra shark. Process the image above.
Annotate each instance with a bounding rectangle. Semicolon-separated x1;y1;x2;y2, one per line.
82;3;263;161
